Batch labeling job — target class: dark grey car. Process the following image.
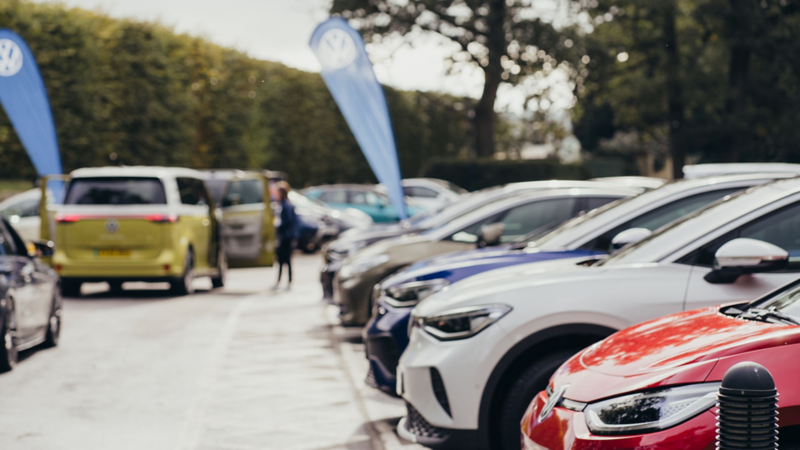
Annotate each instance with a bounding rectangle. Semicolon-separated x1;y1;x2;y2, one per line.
0;218;61;372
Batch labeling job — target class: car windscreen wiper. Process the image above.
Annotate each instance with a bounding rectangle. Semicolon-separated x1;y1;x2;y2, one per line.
737;307;800;326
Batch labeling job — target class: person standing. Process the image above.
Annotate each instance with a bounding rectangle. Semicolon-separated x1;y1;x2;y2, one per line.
274;181;299;290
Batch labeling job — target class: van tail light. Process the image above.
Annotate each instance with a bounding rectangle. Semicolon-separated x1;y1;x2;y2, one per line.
145;214;179;223
55;214;82;223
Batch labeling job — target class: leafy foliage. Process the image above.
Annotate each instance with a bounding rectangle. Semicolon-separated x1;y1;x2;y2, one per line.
0;0;473;187
330;0;582;157
574;0;800;170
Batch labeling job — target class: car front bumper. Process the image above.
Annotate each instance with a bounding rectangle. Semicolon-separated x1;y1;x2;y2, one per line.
364;298;412;394
397;323;508;444
332;266;390;326
53;249;184;279
521;391;717;450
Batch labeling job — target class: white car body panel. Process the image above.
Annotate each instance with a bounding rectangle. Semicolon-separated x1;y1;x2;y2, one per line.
398;176;800;434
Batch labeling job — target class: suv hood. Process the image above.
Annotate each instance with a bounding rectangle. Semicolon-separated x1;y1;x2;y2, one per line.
413;256;597;317
552;307;800;402
382;248;599;288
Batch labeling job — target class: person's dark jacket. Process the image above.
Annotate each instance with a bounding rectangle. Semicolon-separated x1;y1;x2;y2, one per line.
278;199;300;242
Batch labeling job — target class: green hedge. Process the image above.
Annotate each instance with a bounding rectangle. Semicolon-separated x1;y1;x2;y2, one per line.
420;159;590;191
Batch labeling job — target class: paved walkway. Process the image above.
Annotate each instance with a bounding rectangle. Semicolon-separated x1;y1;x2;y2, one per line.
0;254;422;450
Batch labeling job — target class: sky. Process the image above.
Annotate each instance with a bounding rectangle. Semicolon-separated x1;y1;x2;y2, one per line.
31;0;486;99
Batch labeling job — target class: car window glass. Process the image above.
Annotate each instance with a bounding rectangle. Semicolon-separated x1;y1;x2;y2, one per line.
319;190;347;204
65;177;167;205
350;191;383;206
1;198;40;220
685;201;800;268
204;179;227;205
450;213;502;243
498;198;577;243
177;177;202;206
583;188;741;253
222;179;263;207
584;197;619;212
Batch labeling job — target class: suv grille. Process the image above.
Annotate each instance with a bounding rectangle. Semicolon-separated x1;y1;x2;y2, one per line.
405;403;450;441
366;335;401;375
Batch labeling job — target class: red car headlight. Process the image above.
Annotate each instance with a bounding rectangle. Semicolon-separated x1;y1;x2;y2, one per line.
584;382;721;435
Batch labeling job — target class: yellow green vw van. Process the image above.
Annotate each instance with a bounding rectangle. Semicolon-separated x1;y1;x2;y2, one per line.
50;167;274;297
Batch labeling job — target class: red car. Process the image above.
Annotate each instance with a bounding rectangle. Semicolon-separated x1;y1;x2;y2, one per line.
521;279;800;450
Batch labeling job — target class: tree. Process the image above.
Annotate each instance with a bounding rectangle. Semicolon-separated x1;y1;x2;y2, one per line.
574;0;800;177
329;0;577;158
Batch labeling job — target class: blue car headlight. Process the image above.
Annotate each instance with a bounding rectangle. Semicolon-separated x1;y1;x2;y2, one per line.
383;279;450;308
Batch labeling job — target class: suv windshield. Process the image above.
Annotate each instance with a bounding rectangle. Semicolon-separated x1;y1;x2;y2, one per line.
526;196;632;247
725;281;800;325
597;188;751;266
65;177;167;205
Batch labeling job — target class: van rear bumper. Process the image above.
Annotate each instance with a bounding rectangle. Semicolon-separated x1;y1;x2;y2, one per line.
53;250;184;279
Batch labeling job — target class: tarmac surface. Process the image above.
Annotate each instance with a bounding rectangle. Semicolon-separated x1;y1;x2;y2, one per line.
0;253;425;450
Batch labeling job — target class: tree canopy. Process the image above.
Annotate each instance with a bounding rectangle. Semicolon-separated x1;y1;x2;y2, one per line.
0;0;474;187
330;0;582;158
574;0;800;175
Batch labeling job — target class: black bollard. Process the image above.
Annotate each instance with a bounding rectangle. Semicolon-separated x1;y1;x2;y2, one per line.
717;362;779;449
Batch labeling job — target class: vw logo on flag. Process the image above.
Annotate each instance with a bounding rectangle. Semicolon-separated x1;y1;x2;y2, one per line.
318;29;357;70
0;39;23;77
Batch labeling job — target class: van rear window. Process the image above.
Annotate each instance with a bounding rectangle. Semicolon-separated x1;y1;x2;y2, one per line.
65;177;167;205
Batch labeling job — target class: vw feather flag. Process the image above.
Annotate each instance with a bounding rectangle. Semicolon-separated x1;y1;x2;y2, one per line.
310;18;407;219
0;30;62;177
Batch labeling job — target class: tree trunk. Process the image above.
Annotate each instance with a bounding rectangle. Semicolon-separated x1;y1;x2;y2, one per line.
473;0;506;159
723;0;753;162
663;0;686;179
474;74;501;158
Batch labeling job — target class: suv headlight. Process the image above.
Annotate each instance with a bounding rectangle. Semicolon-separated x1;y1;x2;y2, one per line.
383;279;450;308
412;304;511;341
339;254;390;279
584;383;721;435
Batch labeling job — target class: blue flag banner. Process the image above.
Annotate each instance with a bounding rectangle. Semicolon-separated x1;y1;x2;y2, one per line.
0;30;62;178
309;18;406;219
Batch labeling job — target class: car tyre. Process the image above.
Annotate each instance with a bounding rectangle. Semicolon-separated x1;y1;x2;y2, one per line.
61;280;82;298
211;248;226;289
43;289;62;348
0;299;17;373
496;349;580;450
170;249;195;296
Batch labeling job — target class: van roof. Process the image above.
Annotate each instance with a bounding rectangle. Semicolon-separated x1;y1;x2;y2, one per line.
70;166;206;179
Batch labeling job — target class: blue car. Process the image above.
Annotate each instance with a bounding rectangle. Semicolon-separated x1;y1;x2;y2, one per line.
305;184;424;223
363;172;789;394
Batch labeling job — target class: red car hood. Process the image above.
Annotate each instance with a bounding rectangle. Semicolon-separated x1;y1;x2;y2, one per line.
552;306;800;403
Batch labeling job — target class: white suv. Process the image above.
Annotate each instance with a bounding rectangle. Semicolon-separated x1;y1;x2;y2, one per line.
397;176;800;450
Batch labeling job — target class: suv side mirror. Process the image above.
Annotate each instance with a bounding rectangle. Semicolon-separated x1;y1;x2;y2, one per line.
478;223;505;248
610;228;652;251
705;238;788;284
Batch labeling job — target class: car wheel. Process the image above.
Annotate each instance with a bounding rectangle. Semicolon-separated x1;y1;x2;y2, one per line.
61;280;82;298
43;289;62;348
496;349;580;450
0;299;18;373
301;241;318;254
211;248;226;289
170;249;195;296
